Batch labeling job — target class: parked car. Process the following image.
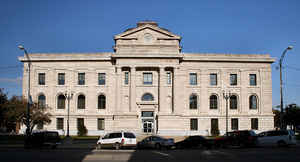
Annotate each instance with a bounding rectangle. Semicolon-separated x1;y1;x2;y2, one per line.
96;131;136;150
175;135;210;149
214;130;258;148
257;130;296;147
137;135;174;149
25;131;61;149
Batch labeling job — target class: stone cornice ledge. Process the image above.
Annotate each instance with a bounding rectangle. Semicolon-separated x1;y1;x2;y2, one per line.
112;53;183;58
18;53;113;62
183;53;276;63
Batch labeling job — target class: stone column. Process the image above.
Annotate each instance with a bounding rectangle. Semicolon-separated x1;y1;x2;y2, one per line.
130;66;136;112
158;66;164;112
115;66;122;114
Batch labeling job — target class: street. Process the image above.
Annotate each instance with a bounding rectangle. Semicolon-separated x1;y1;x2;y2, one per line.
1;146;300;162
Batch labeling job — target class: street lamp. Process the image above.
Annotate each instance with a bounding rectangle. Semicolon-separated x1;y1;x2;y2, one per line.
64;91;74;137
18;45;31;137
279;46;293;130
223;90;231;136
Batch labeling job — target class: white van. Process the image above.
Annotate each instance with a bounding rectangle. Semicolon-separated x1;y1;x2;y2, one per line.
96;131;136;149
257;130;296;147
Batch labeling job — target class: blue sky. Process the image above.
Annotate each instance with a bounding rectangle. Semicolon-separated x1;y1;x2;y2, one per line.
0;0;299;107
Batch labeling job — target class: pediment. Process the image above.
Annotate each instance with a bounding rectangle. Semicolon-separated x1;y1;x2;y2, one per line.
114;21;182;54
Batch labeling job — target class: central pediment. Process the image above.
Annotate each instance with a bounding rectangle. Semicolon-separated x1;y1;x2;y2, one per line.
114;21;181;54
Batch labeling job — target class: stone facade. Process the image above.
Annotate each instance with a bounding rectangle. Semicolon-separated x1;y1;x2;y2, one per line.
19;21;275;136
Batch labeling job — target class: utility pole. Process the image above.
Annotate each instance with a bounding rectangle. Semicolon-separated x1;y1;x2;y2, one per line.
279;46;293;130
18;45;31;141
64;91;74;137
223;90;231;136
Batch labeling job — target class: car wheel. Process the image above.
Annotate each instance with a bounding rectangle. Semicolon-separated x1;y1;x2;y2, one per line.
115;143;120;150
155;143;161;150
96;144;102;150
277;141;286;147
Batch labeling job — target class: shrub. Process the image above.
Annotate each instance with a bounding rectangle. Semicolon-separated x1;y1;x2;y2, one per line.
77;124;88;136
211;127;220;136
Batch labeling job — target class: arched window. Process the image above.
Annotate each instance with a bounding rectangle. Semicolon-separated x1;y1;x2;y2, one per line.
38;94;46;108
78;95;85;109
98;95;106;109
230;95;238;109
57;94;66;109
142;93;154;101
249;95;258;109
210;95;218;109
189;94;198;109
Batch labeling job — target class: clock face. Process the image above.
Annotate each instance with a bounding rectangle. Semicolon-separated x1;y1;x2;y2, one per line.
144;33;153;43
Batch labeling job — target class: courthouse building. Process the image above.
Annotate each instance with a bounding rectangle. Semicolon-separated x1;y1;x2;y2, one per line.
19;21;275;136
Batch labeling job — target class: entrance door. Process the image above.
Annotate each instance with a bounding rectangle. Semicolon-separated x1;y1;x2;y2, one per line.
143;120;153;133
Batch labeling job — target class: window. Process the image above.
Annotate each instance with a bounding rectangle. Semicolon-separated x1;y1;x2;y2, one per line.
38;73;45;85
190;119;198;131
142;93;154;101
230;95;238;109
78;73;85;85
249;95;258;109
124;72;129;85
167;72;172;84
143;73;152;85
231;118;238;130
189;94;198;109
98;73;106;85
37;123;43;130
38;94;46;108
77;95;85;109
210;95;218;109
77;118;84;129
58;73;65;85
251;118;258;130
57;118;64;130
230;74;237;86
97;118;105;130
210;73;217;86
141;111;154;117
57;94;66;109
98;95;106;109
250;74;257;86
189;73;197;85
211;118;219;134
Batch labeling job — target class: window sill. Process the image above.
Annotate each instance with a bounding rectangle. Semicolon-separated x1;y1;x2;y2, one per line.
75;85;88;87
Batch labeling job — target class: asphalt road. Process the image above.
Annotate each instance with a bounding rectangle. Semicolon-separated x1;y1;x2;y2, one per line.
1;146;300;162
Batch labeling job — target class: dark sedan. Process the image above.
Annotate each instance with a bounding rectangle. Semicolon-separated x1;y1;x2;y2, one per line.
175;135;210;149
137;136;174;149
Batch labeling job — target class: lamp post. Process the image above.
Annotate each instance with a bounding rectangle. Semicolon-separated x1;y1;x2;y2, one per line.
64;91;74;137
279;46;293;130
223;90;231;136
18;45;31;137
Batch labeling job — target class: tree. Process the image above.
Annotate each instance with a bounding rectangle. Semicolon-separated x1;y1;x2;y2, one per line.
273;109;280;129
77;123;88;136
4;96;52;134
284;104;300;131
0;88;8;130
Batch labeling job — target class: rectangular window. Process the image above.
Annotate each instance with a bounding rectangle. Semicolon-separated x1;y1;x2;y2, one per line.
189;73;197;85
77;118;84;129
210;73;217;86
38;73;45;85
251;118;258;130
230;74;237;86
56;118;64;130
141;111;154;117
250;74;257;86
167;72;172;85
211;118;219;135
98;73;106;85
124;72;129;85
231;118;239;130
78;73;85;85
143;73;153;85
190;118;198;131
58;73;65;85
97;118;105;130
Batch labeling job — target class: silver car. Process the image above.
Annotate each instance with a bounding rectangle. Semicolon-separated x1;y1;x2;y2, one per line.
257;130;296;147
137;135;174;149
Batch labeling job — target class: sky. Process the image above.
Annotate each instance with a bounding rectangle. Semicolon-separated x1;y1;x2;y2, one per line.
0;0;299;108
